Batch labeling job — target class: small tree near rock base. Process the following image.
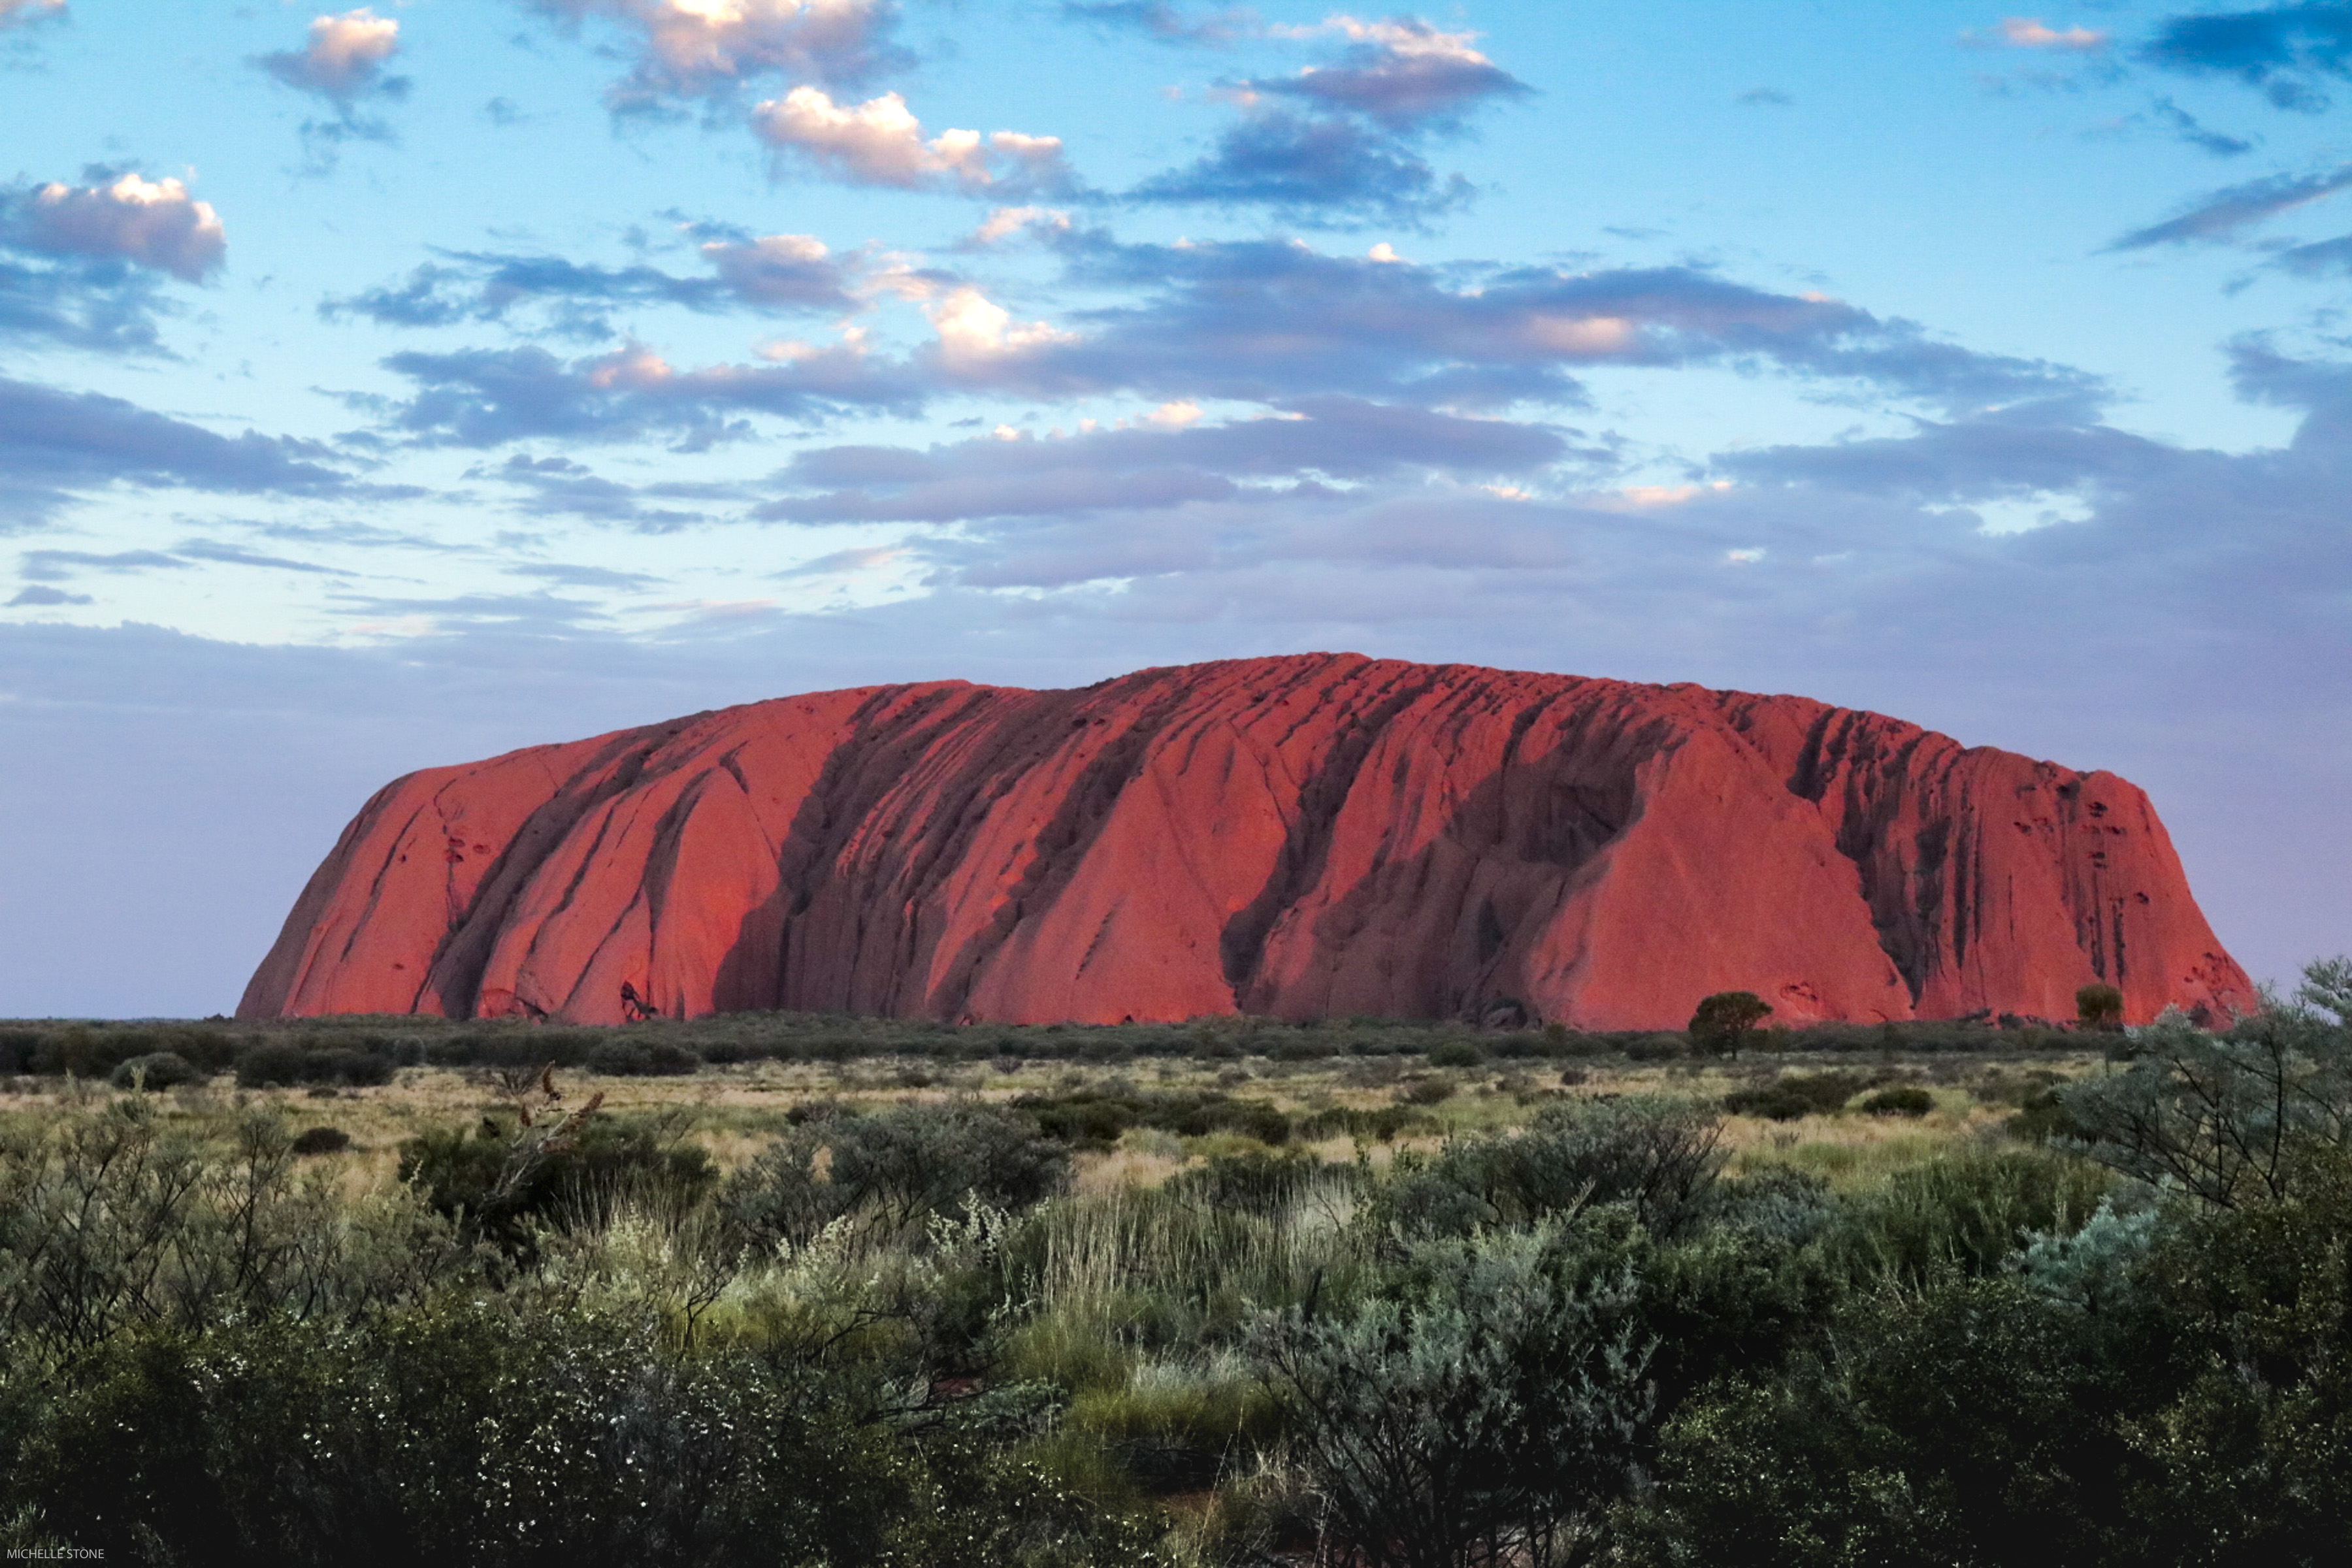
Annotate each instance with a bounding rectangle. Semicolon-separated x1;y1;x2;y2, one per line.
2076;984;2125;1032
1690;992;1773;1059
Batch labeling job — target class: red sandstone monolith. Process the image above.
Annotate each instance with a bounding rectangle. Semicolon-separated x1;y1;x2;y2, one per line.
239;654;2252;1028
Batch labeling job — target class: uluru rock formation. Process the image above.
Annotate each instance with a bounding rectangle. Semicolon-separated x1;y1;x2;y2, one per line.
241;654;2251;1029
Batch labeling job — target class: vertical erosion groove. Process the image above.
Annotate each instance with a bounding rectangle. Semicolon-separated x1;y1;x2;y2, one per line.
1218;666;1446;1004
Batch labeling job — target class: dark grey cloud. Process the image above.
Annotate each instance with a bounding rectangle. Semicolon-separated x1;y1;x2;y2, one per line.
525;0;910;114
0;375;353;527
2108;161;2352;246
325;235;876;340
761;397;1575;524
2143;5;2352;111
376;339;924;448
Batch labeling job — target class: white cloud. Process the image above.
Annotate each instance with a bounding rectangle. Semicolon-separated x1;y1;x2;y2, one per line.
925;286;1075;372
261;8;404;102
22;174;227;282
1319;14;1494;66
752;86;1069;191
968;206;1071;246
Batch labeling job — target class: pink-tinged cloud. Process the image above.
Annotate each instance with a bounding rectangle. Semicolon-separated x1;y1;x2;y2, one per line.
752;86;1071;191
260;9;405;102
1262;14;1529;130
0;0;66;29
1989;18;2106;52
20;174;226;282
534;0;905;104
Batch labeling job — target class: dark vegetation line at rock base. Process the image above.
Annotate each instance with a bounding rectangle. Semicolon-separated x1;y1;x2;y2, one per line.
1;1008;2106;1090
0;958;2346;1565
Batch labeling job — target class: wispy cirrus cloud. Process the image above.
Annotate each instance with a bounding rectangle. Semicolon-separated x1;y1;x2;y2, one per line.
376;338;927;447
2151;95;2257;155
999;238;2105;415
527;0;907;112
1060;1;1255;47
2106;161;2352;246
0;375;355;527
322;231;877;338
759;396;1575;525
476;452;751;529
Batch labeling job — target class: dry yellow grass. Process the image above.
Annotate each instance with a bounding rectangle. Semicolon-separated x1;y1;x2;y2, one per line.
0;1047;2097;1195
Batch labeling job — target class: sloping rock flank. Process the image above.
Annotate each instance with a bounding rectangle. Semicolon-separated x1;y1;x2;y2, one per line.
240;654;2252;1028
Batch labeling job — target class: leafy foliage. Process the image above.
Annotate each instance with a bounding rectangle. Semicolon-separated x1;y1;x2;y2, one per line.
1689;991;1772;1058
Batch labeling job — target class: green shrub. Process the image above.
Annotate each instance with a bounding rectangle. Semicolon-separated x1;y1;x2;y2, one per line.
1428;1038;1486;1069
1395;1076;1455;1106
1859;1086;1935;1118
1256;1222;1653;1568
399;1113;715;1254
587;1039;700;1076
235;1043;394;1088
291;1126;351;1156
1820;1147;2109;1290
727;1100;1067;1253
1383;1096;1725;1240
1723;1071;1869;1121
108;1052;201;1091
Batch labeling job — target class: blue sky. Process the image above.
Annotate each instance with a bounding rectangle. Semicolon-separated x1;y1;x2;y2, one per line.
1;0;2346;1014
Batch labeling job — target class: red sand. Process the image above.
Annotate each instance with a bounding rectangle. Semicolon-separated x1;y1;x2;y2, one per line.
240;653;2252;1028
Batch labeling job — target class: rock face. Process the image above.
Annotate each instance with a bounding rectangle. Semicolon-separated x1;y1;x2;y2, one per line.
240;654;2252;1029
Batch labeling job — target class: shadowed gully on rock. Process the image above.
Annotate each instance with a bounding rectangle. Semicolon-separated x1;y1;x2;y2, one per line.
240;654;2252;1028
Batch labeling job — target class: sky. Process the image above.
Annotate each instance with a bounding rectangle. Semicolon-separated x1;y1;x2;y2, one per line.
0;0;2345;1017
